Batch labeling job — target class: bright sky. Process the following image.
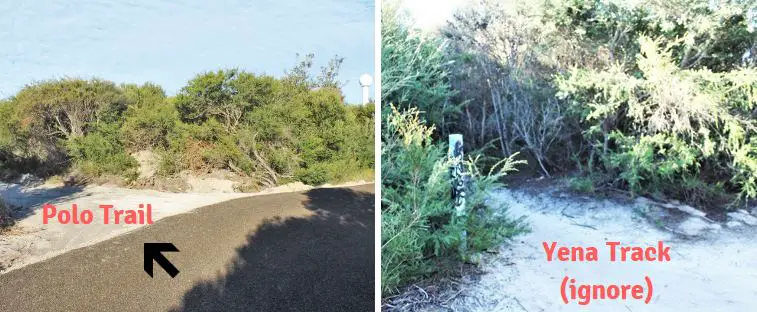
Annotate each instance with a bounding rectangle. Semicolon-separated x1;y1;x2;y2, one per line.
400;0;469;31
0;0;374;103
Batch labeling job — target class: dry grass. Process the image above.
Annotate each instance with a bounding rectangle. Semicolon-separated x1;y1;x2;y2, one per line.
382;263;488;312
382;280;465;312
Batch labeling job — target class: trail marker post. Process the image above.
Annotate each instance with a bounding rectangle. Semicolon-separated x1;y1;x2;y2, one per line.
448;134;467;255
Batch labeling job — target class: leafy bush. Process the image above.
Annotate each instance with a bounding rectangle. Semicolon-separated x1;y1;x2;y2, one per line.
8;78;127;175
443;0;573;174
0;100;35;179
431;0;757;209
568;176;596;194
556;36;757;204
0;56;373;189
120;83;178;151
15;78;126;139
294;163;330;186
381;5;456;135
381;105;526;294
175;69;276;131
66;123;138;181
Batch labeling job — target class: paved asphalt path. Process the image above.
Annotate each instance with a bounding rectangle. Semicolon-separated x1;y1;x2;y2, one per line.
0;184;374;312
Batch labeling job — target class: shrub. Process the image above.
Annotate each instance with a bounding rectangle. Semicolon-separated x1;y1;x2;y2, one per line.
444;0;571;173
428;0;757;209
66;123;138;182
15;78;126;139
381;5;456;135
556;36;757;204
120;83;179;151
294;163;330;186
381;105;527;294
0;56;374;189
175;69;276;131
568;176;596;194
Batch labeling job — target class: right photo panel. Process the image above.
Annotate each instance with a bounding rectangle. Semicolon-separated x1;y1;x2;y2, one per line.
380;0;757;311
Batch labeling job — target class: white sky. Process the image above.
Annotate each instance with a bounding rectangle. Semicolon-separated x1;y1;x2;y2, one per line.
399;0;469;31
0;0;375;103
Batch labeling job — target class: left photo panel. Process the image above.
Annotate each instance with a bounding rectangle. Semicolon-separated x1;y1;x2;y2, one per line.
0;1;376;311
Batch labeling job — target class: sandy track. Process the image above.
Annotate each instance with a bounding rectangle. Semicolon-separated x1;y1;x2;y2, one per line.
399;186;757;311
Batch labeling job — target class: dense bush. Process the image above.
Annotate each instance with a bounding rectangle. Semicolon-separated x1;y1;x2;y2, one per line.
120;83;178;151
556;36;757;203
427;0;756;208
381;106;527;294
0;56;374;187
66;122;138;181
381;5;457;135
381;3;528;294
550;0;757;205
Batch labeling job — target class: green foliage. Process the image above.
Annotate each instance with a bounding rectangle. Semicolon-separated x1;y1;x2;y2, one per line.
66;123;138;181
568;176;596;194
0;79;129;177
381;5;456;134
294;163;330;185
15;78;126;139
434;0;756;208
556;35;757;204
381;106;526;294
0;55;373;187
175;69;276;131
121;83;178;150
0;100;31;177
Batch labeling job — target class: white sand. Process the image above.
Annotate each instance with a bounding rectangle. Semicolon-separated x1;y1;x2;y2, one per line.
0;180;372;273
425;186;757;311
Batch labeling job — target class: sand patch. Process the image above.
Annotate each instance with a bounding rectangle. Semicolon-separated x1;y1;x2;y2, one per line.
386;185;757;311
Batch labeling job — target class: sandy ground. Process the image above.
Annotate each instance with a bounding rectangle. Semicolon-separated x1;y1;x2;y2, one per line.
394;184;757;311
0;179;372;273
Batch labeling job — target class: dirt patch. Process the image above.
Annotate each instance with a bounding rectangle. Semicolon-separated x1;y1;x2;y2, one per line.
132;150;159;178
180;170;241;193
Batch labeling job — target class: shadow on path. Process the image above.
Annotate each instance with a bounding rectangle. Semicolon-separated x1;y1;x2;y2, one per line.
169;187;375;312
0;183;86;220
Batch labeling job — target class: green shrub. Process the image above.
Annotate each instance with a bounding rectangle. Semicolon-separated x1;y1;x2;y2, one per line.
175;69;276;131
294;163;330;186
156;148;183;176
66;123;138;181
429;0;757;209
568;176;596;194
120;83;178;151
0;56;373;189
556;36;757;204
381;5;456;135
381;105;527;294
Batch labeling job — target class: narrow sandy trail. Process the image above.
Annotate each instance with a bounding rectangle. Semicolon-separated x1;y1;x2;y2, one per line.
418;185;757;311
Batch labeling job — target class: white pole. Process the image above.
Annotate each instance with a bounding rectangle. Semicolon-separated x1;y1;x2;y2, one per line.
361;85;370;104
449;134;467;256
359;74;372;104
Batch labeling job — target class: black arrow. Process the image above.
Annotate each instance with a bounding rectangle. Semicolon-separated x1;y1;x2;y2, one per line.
144;243;180;278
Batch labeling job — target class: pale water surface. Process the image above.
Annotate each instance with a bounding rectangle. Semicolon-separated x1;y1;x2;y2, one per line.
0;0;374;102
